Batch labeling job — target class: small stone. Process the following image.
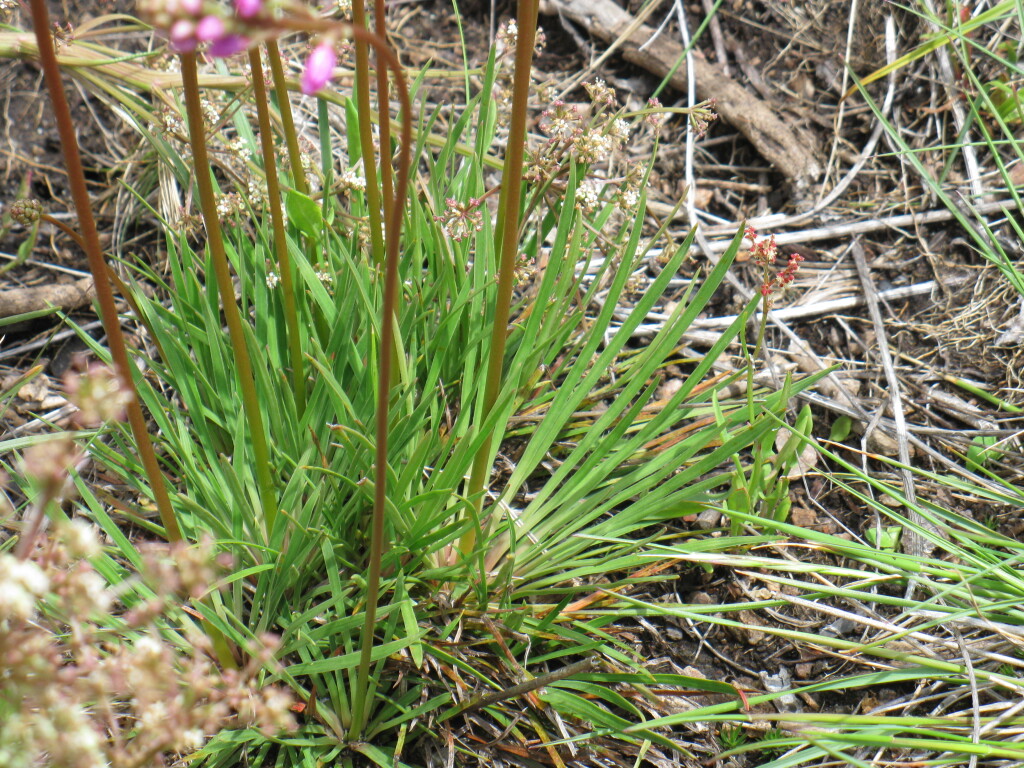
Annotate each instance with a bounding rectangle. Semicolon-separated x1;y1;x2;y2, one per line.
728;610;766;645
695;508;721;530
789;506;817;527
690;591;715;605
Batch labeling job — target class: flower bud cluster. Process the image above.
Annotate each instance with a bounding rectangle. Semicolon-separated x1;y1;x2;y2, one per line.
524;77;640;220
0;523;295;766
492;20;547;128
536;83;632;168
10;199;43;226
435;197;483;242
137;0;266;57
64;358;134;428
745;225;803;298
138;1;349;100
689;98;718;139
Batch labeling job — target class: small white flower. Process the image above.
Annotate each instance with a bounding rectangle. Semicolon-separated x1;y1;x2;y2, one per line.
341;168;365;192
572;131;613;164
160;110;185;136
247;178;267;210
617;187;640;212
54;704;104;768
201;98;220;125
216;193;243;218
140;701;169;731
180;729;206;750
73;569;112;615
0;555;49;620
315;271;334;284
609;118;631;144
60;519;101;559
134;636;164;662
265;271;281;289
575;181;601;214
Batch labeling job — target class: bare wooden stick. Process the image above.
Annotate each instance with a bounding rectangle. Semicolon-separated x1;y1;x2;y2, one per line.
626;277;967;332
852;239;936;561
0;277;95;319
695;198;1018;249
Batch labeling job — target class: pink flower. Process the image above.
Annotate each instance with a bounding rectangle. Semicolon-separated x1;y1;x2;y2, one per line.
168;19;197;52
208;33;248;57
179;0;202;14
195;14;225;42
301;42;337;95
234;0;263;18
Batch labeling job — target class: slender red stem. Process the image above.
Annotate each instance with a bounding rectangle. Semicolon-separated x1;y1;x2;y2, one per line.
27;0;181;542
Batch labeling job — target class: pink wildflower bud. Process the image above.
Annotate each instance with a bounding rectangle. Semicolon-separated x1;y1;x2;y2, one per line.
168;19;197;52
234;0;263;18
301;42;337;95
195;14;225;42
180;0;202;14
208;33;248;57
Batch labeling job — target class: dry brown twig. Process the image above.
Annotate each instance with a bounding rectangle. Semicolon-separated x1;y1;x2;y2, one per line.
0;276;95;319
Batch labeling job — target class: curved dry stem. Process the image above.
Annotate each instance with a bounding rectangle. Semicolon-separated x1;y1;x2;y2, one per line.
461;0;541;559
26;0;182;543
282;13;413;740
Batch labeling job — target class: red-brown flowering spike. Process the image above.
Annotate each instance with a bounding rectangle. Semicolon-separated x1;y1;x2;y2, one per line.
746;228;800;299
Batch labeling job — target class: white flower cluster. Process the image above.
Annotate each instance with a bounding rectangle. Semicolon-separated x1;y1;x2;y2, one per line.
0;555;49;621
340;167;366;193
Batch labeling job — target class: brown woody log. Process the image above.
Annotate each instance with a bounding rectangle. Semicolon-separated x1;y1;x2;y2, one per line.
0;277;95;319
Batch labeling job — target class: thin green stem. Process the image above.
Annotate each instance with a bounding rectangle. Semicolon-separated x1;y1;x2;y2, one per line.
265;38;309;197
179;52;277;540
249;46;306;413
27;0;181;543
461;0;540;558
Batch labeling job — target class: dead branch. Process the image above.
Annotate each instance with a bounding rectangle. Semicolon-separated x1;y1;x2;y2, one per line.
0;277;95;319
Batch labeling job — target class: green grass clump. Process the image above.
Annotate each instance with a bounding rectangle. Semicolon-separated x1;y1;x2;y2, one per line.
0;1;838;766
